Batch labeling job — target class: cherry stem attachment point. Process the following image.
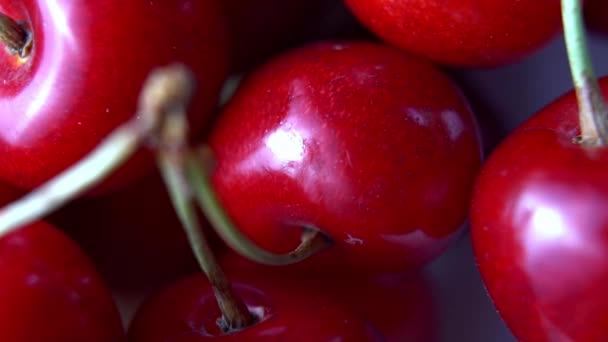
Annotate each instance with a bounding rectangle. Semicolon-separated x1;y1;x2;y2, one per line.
157;105;254;332
0;12;32;58
187;146;332;266
562;0;608;145
0;63;194;237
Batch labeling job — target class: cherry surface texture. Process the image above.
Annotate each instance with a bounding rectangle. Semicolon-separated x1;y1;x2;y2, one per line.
0;221;125;341
343;0;562;67
470;77;608;341
0;0;228;192
209;41;482;274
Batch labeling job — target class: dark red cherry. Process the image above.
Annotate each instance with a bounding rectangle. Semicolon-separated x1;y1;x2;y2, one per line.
127;271;382;341
0;221;125;341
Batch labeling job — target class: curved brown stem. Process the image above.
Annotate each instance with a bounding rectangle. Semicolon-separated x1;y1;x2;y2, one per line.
290;228;333;261
159;148;254;332
0;12;32;58
157;103;254;332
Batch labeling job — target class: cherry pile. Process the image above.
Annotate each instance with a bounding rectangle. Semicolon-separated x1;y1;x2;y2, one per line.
0;0;606;341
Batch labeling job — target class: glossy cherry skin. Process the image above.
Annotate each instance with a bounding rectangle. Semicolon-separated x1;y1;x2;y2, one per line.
209;41;482;274
127;271;382;341
470;77;608;341
49;169;207;291
0;180;21;205
0;0;228;192
0;221;125;341
585;0;608;34
343;0;561;67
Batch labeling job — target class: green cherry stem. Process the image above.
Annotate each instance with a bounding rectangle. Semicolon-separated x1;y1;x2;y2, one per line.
562;0;608;144
0;12;32;58
157;105;254;332
0;63;195;237
0;121;144;234
186;146;332;266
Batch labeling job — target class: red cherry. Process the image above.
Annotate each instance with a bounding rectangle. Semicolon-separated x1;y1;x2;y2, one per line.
470;77;608;341
343;0;562;67
209;41;482;274
585;0;608;33
128;271;382;341
0;0;228;192
0;221;125;341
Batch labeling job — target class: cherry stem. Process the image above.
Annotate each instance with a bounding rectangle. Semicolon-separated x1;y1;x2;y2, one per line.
562;0;608;145
0;121;144;234
0;12;32;58
186;147;332;266
157;106;254;332
0;63;194;237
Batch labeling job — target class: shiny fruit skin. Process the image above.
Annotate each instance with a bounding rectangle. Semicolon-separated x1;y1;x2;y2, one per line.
209;41;482;274
0;0;228;192
470;77;608;341
343;0;561;67
127;272;382;341
0;221;125;341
